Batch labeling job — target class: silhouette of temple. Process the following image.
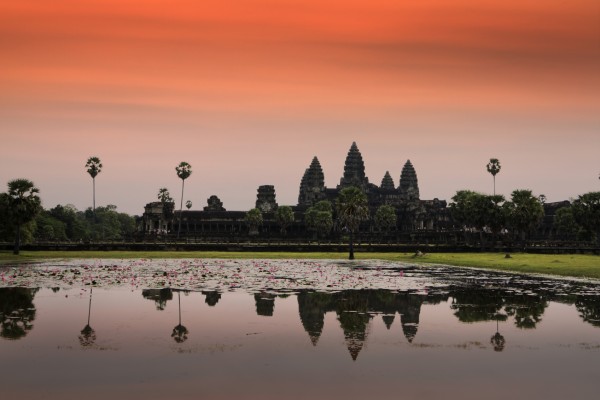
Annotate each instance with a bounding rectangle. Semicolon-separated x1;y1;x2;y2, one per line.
139;142;450;237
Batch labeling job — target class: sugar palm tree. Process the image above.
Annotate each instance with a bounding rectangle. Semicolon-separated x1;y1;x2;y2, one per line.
175;162;192;239
78;288;96;347
7;179;42;255
336;187;369;260
486;158;501;196
85;157;102;216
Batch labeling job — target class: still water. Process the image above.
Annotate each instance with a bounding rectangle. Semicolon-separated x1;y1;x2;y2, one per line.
1;259;599;399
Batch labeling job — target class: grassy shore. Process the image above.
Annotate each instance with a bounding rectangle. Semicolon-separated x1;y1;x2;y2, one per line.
0;250;598;279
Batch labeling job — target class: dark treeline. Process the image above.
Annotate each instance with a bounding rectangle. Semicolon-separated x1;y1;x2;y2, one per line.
0;203;136;244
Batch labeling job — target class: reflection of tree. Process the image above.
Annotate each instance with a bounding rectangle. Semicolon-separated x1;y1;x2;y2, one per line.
451;290;505;323
575;296;600;327
505;294;547;329
78;288;96;347
490;317;506;352
171;291;188;343
142;288;173;311
254;292;276;317
202;291;221;307
0;288;38;340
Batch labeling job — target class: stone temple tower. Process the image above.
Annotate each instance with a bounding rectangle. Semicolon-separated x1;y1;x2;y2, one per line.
398;160;420;201
338;142;369;189
298;156;326;207
380;171;395;191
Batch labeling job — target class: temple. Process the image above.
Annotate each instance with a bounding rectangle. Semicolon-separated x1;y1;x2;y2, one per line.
139;142;449;237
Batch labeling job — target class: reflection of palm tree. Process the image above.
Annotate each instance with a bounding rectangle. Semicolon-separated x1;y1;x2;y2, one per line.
171;291;188;343
490;318;506;352
79;288;96;347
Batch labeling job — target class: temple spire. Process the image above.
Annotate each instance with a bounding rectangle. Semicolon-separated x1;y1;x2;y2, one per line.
380;171;395;190
298;156;326;207
338;142;369;189
398;160;420;201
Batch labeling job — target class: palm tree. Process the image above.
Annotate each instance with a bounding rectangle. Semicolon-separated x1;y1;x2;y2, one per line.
336;187;369;260
85;157;102;216
185;200;192;210
175;162;192;239
7;179;42;255
486;158;501;196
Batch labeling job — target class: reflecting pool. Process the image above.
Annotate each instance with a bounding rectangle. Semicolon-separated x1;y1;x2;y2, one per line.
1;259;599;399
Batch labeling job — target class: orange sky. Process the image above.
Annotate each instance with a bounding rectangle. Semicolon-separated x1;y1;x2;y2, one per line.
1;0;599;214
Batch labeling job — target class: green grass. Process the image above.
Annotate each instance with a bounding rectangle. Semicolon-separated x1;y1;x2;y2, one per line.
0;250;598;279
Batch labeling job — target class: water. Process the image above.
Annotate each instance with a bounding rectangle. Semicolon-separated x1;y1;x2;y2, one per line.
1;259;599;399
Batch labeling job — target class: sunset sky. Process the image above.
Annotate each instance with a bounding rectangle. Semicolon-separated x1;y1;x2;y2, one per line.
1;0;599;215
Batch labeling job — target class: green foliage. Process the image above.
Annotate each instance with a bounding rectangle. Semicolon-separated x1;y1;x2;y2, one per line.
34;210;67;241
571;192;600;244
87;205;136;241
336;187;369;233
374;205;397;232
4;179;42;254
245;208;263;235
553;207;579;239
504;190;544;240
305;201;334;238
450;191;505;233
275;205;295;235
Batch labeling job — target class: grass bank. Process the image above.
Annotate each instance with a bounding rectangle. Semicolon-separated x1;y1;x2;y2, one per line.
0;251;598;279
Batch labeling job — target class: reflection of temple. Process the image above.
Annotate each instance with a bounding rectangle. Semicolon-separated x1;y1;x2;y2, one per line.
202;291;221;307
297;290;429;360
139;142;450;236
0;288;38;340
254;293;276;317
142;288;173;311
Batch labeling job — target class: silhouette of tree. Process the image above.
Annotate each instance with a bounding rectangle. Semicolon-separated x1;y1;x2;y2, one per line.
275;205;294;236
571;192;600;245
157;187;173;203
175;161;192;239
85;157;102;217
336;187;369;260
6;179;42;254
486;158;501;195
374;204;397;234
245;208;263;235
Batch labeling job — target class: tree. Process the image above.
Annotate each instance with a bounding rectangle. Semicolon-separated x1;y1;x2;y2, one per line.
305;201;333;240
175;162;192;239
486;158;501;196
336;187;369;260
6;179;42;255
157;187;173;203
275;205;294;236
571;192;600;245
553;207;579;240
374;205;397;234
85;157;102;216
185;200;192;210
504;190;544;242
245;208;263;235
